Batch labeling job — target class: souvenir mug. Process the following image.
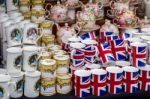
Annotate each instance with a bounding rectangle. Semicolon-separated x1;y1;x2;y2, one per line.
54;55;70;74
6;24;22;47
139;65;150;91
122;66;139;93
106;67;123;94
40;77;56;96
39;59;57;78
0;74;16;99
9;72;24;98
56;74;72;94
130;42;147;67
6;47;22;73
19;0;30;12
6;0;19;12
0;0;6;12
24;71;41;98
74;70;91;98
91;69;107;96
23;23;43;45
23;46;38;71
41;34;55;47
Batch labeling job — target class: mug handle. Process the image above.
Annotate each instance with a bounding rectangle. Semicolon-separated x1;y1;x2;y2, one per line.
109;0;116;9
45;3;52;12
9;82;16;94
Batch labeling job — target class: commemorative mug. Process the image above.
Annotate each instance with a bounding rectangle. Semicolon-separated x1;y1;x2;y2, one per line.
39;59;57;78
56;74;72;94
54;55;70;74
122;66;139;93
40;77;56;96
23;46;38;71
6;0;19;12
23;23;43;45
0;74;16;99
24;71;41;98
41;34;55;47
9;72;24;98
106;67;123;94
6;47;22;73
6;24;22;47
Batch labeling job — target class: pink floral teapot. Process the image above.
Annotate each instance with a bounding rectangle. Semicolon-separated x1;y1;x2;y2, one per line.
56;23;79;44
45;1;68;22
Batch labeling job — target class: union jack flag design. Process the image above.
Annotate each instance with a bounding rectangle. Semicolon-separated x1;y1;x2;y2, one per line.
139;70;150;91
100;32;114;43
110;39;127;60
74;87;90;98
80;31;97;40
97;43;115;65
106;35;119;43
107;71;123;94
74;74;91;85
131;46;147;67
91;73;107;96
119;33;130;40
123;71;139;93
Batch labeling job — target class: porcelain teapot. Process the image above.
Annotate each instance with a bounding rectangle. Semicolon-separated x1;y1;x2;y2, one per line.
56;23;78;44
100;19;119;35
84;0;103;18
45;1;68;22
113;10;139;28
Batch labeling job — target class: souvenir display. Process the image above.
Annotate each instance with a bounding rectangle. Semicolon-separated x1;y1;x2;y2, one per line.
1;0;150;99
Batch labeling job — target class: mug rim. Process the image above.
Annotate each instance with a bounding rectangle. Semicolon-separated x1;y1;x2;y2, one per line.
23;46;38;51
7;47;22;53
91;69;107;75
70;43;85;49
81;39;98;45
0;74;11;82
74;70;91;77
68;37;81;42
40;59;56;65
122;66;139;72
85;64;100;69
140;35;150;41
9;71;24;78
116;61;131;67
127;38;142;42
106;67;123;73
25;71;41;77
131;42;147;47
139;65;150;71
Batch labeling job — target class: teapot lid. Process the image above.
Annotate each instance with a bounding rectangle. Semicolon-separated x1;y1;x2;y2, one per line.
0;74;11;82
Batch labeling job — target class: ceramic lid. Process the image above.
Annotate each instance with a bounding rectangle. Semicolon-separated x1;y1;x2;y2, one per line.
0;74;11;82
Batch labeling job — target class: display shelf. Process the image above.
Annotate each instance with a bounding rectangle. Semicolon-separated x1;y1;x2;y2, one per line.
11;91;150;99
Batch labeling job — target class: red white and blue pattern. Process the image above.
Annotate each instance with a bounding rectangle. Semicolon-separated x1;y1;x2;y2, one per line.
100;32;114;43
123;71;139;93
106;35;119;43
110;39;127;60
131;46;147;67
107;71;123;94
97;43;115;65
119;33;130;40
74;87;90;98
80;31;97;40
139;69;150;91
91;73;107;96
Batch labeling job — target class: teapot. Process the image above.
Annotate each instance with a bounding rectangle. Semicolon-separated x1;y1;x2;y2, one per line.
45;1;68;22
56;23;78;44
100;19;119;35
113;10;139;28
107;0;130;18
84;0;103;18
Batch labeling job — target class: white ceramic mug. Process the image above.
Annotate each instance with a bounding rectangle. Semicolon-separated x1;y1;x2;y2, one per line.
17;20;30;32
24;71;41;98
9;72;24;98
6;0;19;12
6;24;22;47
23;23;42;45
0;74;16;99
23;46;38;72
6;47;22;73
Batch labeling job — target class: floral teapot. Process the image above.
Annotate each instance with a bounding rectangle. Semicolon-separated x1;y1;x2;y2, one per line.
107;0;130;18
100;19;119;35
56;23;79;44
113;10;139;28
82;0;103;18
45;1;68;22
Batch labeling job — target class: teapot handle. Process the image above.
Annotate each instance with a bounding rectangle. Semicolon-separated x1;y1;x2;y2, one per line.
98;1;103;10
36;28;44;46
45;3;52;13
112;18;119;27
109;0;116;9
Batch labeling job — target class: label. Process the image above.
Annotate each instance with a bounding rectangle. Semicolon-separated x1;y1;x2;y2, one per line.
28;54;38;67
16;79;24;93
0;86;4;98
11;29;22;43
40;78;56;96
27;28;38;41
14;55;22;69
